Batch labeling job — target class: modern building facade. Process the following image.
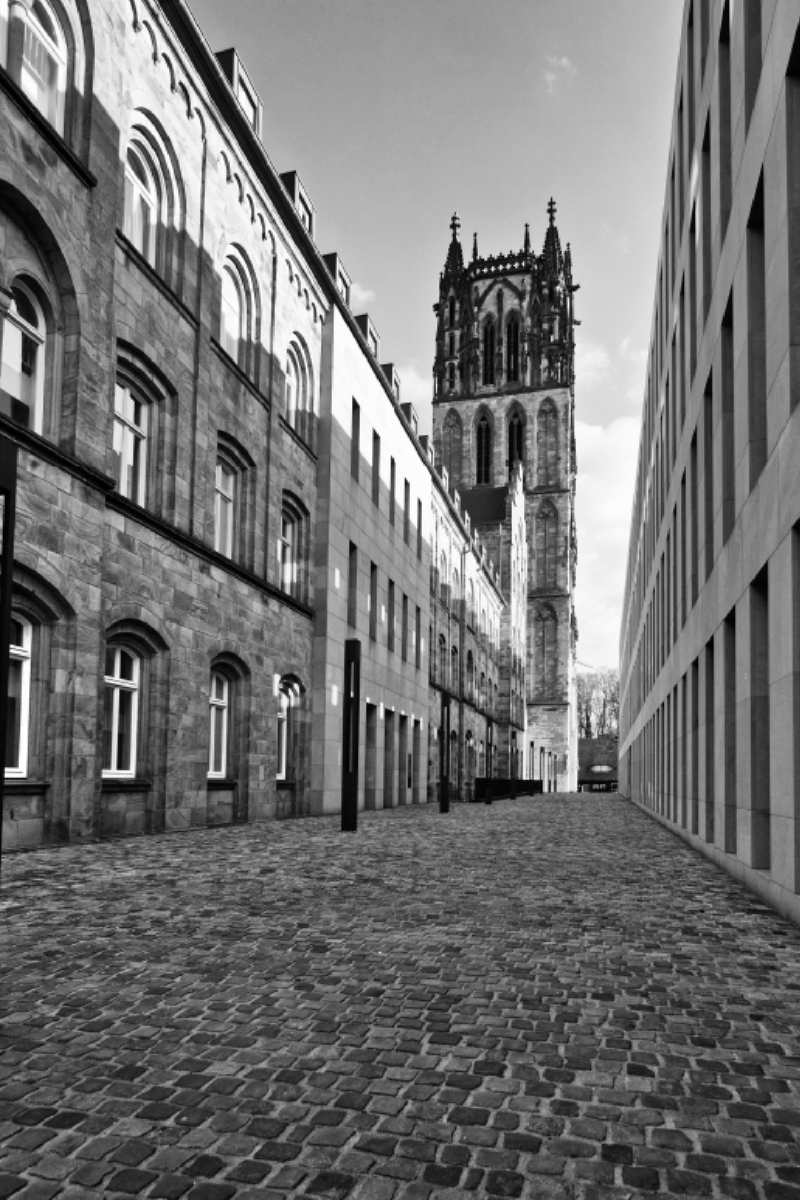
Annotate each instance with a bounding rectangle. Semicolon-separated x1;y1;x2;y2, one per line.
431;212;579;790
619;0;800;925
0;0;572;849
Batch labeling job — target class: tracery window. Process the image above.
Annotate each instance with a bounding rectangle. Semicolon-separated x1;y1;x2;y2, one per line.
506;314;520;382
508;409;524;477
537;397;559;486
476;412;492;485
482;319;496;386
536;501;558;589
442;409;462;483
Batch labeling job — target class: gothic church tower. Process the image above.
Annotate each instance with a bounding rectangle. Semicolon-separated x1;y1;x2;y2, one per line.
431;205;578;791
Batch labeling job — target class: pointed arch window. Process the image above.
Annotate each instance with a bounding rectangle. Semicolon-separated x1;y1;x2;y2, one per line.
534;605;558;697
0;282;45;434
508;409;524;477
476;412;492;485
537;398;559;486
506;314;520;382
482;319;496;386
536;501;558;589
442;410;462;483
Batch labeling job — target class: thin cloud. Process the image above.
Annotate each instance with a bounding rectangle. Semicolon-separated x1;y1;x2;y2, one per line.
574;416;641;670
544;55;577;93
350;280;376;310
394;360;433;432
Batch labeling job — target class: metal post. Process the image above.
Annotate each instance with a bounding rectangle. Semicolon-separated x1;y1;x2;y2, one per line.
341;639;360;831
0;436;18;882
485;720;493;805
440;692;450;813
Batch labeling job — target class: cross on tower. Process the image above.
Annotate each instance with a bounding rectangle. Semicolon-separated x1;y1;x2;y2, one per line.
547;197;557;225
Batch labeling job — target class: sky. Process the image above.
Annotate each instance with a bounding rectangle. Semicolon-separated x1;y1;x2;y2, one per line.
187;0;684;672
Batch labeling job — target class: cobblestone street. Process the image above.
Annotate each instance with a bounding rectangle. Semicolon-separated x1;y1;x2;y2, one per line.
2;796;800;1200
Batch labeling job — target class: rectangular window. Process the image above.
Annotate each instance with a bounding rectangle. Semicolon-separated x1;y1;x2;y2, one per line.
372;431;381;507
746;174;767;483
389;458;396;526
701;120;712;320
347;542;357;628
6;617;31;777
403;479;410;545
113;383;148;505
369;562;377;641
351;399;360;482
415;605;421;670
743;0;762;133
102;646;139;777
388;580;395;652
720;294;735;543
401;593;409;662
214;459;236;558
417;499;422;559
718;3;732;240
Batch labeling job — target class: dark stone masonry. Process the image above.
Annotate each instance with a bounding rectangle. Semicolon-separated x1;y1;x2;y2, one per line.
2;794;800;1199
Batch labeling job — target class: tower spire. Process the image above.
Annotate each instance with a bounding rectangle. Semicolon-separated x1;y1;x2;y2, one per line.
443;212;464;279
472;232;478;262
524;223;531;255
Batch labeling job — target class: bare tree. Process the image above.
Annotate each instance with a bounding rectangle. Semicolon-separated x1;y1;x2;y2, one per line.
576;668;619;737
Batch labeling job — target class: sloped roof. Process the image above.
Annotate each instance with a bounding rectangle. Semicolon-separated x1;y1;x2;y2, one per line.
578;736;618;781
461;486;508;525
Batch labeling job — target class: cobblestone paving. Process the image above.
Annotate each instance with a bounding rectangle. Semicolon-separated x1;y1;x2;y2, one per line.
2;796;800;1200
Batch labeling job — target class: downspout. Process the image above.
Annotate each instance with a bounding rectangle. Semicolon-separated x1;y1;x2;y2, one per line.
189;129;208;533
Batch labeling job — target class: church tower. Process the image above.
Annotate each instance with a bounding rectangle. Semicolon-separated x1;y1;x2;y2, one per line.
431;204;579;791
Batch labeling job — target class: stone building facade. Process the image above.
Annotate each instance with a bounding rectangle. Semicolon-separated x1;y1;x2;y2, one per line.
426;459;513;804
0;0;559;848
619;0;800;926
431;212;579;790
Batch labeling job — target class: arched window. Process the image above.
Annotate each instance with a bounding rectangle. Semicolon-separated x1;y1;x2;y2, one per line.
508;409;524;477
285;349;299;428
476;411;492;485
124;145;158;265
7;0;67;133
220;266;244;363
0;282;45;433
537;398;559;486
452;568;460;605
448;295;456;327
438;634;447;687
466;650;474;702
112;380;149;505
276;675;303;782
451;645;459;692
278;493;308;602
102;645;140;777
482;319;496;385
506;314;520;382
6;616;32;777
534;605;558;697
480;672;486;709
449;730;458;782
439;552;447;603
284;339;315;446
214;456;236;558
442;409;462;484
468;580;475;628
536;501;559;589
208;670;229;778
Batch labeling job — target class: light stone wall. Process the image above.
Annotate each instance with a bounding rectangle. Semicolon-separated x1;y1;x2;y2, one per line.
620;0;800;926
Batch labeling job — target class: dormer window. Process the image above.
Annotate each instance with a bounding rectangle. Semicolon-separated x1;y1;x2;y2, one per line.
337;274;350;305
299;195;313;235
237;76;257;129
368;330;378;357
